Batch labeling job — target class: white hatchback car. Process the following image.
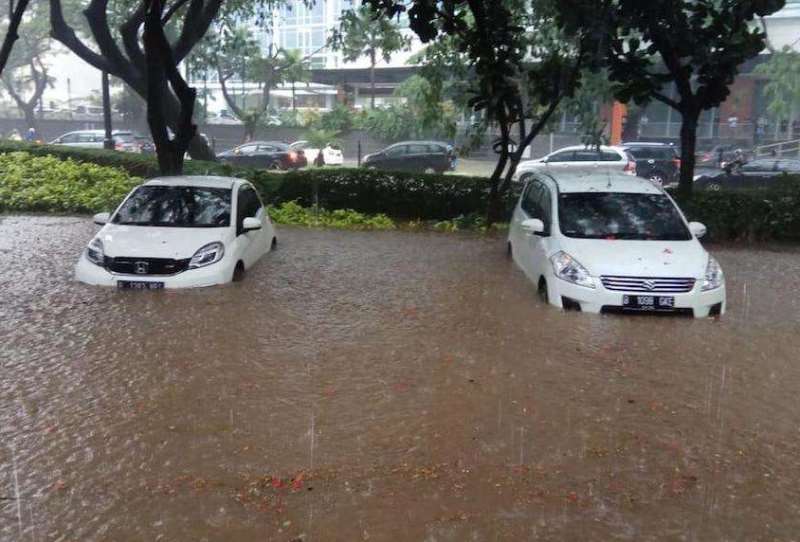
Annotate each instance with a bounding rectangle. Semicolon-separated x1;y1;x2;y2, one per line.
75;176;276;289
289;140;344;166
508;172;726;317
513;145;637;184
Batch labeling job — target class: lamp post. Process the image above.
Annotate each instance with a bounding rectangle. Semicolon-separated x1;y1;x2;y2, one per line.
101;71;113;150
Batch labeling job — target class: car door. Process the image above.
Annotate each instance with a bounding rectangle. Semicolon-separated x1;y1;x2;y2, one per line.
231;144;258;166
527;182;554;282
234;184;267;268
543;149;575;173
381;144;408;171
510;180;537;270
514;180;552;281
737;160;778;188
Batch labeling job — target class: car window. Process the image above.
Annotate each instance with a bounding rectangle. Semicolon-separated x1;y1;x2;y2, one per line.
408;144;432;154
385;145;407;157
113;186;231;227
777;160;800;173
558;192;691;241
236;185;262;234
237;144;258;154
60;133;78;143
537;184;553;232
573;150;604;162
601;150;623;161
77;133;96;143
257;144;278;152
740;160;775;172
546;150;574;162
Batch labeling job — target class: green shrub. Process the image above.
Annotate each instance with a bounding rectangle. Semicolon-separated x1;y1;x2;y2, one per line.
0;152;140;213
268;201;395;230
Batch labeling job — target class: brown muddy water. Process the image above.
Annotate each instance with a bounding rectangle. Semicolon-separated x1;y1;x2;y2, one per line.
1;215;800;542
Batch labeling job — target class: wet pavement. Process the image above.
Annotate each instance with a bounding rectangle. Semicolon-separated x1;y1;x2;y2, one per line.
1;214;800;541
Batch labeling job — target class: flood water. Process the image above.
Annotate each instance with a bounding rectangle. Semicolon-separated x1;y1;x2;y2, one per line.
2;215;800;541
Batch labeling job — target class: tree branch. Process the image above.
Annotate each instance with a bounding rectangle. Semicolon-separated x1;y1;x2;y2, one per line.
0;0;29;76
84;0;140;82
652;90;681;111
120;2;147;75
172;0;223;64
50;0;116;74
162;0;193;24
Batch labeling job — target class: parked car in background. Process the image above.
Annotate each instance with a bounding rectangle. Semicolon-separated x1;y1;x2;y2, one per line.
216;141;307;170
513;145;637;183
362;141;456;173
694;159;800;191
75;176;276;288
289;140;344;166
50;130;150;152
508;172;725;318
619;142;680;185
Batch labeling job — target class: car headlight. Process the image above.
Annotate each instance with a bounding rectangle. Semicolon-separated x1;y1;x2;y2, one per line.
550;251;596;289
85;238;105;266
189;242;225;269
701;255;724;291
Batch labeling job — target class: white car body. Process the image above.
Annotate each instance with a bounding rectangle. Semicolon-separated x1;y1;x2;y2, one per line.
75;176;276;289
513;145;637;183
289;140;344;166
507;172;726;318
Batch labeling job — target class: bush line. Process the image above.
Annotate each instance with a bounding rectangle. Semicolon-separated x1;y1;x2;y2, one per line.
0;142;799;242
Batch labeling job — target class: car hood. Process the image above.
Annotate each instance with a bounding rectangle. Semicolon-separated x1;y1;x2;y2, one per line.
558;237;708;278
96;224;229;259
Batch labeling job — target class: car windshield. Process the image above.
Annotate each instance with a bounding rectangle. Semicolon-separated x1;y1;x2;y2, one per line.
559;192;691;240
113;186;231;227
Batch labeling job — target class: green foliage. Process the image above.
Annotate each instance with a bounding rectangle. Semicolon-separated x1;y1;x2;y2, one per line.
0;152;140;213
318;105;355;133
754;47;800;132
268;201;395;230
3;142;800;242
333;4;410;67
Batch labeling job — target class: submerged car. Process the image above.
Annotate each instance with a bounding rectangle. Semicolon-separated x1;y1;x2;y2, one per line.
75;176;276;289
507;172;726;317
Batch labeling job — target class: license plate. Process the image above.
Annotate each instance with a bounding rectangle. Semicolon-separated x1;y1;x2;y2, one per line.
622;295;675;310
117;280;164;290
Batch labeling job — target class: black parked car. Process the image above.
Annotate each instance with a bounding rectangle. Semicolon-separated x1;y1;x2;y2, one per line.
619;142;680;185
362;141;456;174
694;159;800;191
217;141;307;170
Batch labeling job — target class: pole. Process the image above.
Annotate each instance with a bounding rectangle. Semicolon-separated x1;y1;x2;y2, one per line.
67;78;73;119
357;139;362;166
101;71;113;150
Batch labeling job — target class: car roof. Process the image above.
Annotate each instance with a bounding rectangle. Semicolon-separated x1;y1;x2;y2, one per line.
389;140;450;146
143;176;246;189
538;172;664;195
242;140;287;147
620;141;674;147
550;145;624;153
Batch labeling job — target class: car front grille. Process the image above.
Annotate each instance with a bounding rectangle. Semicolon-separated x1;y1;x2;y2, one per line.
600;276;696;293
105;256;191;276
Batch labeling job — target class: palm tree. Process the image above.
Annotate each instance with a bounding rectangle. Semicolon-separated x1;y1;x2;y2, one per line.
334;5;409;108
280;49;311;111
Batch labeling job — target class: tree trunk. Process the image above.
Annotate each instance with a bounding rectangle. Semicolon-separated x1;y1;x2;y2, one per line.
677;107;700;200
21;106;38;133
369;49;376;109
291;81;296;111
621;106;642;142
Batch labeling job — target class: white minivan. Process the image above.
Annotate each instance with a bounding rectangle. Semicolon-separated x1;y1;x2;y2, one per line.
513;145;637;184
507;172;726;317
75;176;276;289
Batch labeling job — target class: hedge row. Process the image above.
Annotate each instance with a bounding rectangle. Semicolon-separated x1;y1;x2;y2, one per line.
0;141;499;219
1;141;800;242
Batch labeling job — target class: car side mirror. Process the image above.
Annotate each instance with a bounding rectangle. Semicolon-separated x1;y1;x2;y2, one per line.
93;212;110;225
521;218;545;236
689;221;707;238
242;217;262;232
